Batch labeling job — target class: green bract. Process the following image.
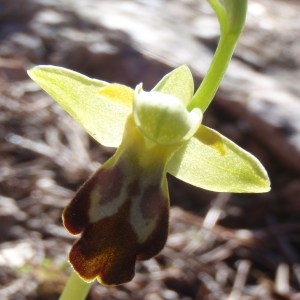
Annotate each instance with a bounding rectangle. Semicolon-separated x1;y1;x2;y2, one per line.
28;64;270;194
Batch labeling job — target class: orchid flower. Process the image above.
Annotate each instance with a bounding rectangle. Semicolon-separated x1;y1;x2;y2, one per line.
27;0;270;293
28;65;269;285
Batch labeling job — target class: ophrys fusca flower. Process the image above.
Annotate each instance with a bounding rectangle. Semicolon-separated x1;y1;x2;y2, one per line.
28;64;270;285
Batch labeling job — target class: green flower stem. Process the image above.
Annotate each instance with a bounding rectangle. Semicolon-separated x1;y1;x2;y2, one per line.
188;0;247;112
59;271;91;300
188;33;237;112
207;0;227;32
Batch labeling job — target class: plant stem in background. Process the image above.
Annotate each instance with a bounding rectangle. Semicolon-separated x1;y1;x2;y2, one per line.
59;271;91;300
188;0;247;112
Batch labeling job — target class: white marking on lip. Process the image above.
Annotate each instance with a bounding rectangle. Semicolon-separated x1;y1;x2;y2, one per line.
88;175;132;223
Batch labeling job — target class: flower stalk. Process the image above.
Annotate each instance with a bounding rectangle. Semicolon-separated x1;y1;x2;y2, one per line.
188;0;247;112
59;271;91;300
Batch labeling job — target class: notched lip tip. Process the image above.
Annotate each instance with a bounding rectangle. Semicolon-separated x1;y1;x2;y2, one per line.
96;273;135;286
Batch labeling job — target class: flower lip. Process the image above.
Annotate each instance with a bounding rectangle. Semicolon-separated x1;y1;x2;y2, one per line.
133;84;202;146
63;115;172;285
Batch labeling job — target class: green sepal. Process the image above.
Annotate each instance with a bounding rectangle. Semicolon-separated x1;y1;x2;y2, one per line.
27;65;133;147
167;125;270;193
152;64;194;106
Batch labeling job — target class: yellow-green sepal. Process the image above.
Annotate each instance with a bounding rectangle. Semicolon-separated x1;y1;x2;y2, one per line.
152;64;194;106
167;125;270;193
27;65;133;147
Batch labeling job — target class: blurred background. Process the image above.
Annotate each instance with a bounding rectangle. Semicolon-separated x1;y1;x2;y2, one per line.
1;0;300;299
